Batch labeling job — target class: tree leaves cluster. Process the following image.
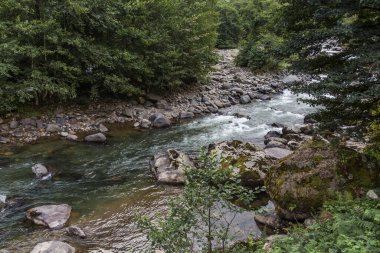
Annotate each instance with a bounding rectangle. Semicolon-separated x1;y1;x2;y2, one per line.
237;0;380;134
0;0;218;114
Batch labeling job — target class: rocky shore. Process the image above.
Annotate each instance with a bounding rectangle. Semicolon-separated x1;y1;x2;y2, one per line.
0;50;306;145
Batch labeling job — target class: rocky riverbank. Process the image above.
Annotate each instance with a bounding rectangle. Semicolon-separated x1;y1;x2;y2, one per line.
0;50;307;145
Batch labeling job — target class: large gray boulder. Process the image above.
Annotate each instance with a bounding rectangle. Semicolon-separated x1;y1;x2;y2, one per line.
150;149;194;184
239;95;251;104
149;113;171;128
30;241;75;253
26;204;72;229
32;164;49;179
84;133;106;143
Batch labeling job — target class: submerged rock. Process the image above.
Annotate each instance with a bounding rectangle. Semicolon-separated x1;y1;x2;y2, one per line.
150;149;194;184
66;225;86;238
149;113;171;128
266;141;380;220
32;164;49;179
84;133;106;143
30;241;75;253
26;204;72;229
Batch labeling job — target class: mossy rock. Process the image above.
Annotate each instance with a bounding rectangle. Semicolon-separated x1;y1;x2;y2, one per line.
265;140;380;220
209;140;271;188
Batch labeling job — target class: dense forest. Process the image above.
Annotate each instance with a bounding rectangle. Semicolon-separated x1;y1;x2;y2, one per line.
0;0;379;252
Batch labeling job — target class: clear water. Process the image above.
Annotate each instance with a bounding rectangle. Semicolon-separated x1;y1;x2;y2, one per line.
0;90;315;252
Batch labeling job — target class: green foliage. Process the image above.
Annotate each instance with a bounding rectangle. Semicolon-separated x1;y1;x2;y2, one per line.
139;150;260;253
0;0;218;114
216;1;242;49
269;196;380;253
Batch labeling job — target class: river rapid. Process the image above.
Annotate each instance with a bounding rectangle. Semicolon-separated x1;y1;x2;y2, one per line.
0;90;315;252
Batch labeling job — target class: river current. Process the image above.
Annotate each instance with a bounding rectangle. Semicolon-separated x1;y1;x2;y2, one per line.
0;90;315;252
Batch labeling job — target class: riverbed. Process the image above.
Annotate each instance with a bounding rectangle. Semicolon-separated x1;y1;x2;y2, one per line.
0;90;315;252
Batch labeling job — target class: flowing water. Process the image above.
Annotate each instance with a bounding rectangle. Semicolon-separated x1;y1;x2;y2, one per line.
0;90;315;252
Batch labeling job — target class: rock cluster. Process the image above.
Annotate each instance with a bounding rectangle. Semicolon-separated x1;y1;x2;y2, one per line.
150;149;194;184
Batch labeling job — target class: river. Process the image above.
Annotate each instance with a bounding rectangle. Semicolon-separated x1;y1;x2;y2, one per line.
0;90;315;252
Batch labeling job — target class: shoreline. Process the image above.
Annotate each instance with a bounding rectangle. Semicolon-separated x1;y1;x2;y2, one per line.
0;50;306;147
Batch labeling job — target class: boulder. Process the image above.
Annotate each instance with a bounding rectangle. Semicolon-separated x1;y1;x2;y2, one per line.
146;93;162;103
179;112;194;119
282;125;301;135
287;141;301;150
46;124;61;133
209;140;271;188
84;133;106;143
264;148;293;160
266;141;380;220
149;113;171;128
9;120;18;129
66;134;78;141
156;100;169;110
265;141;287;149
239;95;251;104
264;131;282;139
26;204;72;229
99;124;108;133
150;149;194;184
282;75;302;84
32;164;49;179
30;241;75;253
367;190;379;200
232;87;244;95
66;225;86;238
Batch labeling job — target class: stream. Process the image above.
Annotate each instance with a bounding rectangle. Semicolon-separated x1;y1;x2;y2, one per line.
0;90;315;252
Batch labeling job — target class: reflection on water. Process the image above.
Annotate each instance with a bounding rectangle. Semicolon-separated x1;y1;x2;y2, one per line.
0;90;315;252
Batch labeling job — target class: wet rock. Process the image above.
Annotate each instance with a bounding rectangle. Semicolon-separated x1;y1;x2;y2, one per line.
264;131;282;139
232;113;251;119
179;112;194;119
149;113;171;128
9;120;18;129
99;124;108;133
46;124;61;133
66;134;78;141
30;241;75;253
282;125;301;135
26;204;72;229
32;164;49;179
239;95;251;104
66;225;86;238
257;95;271;100
367;190;379;200
266;141;380;220
84;133;106;143
264;148;293;160
271;122;285;128
150;149;194;184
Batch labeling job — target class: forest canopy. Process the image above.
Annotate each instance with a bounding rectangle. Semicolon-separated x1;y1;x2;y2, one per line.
0;0;218;113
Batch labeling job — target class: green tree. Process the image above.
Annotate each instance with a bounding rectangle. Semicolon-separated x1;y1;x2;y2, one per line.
139;150;260;253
